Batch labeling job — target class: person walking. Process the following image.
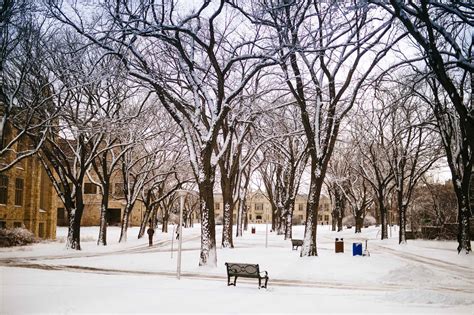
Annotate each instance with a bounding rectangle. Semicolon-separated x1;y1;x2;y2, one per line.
147;225;155;247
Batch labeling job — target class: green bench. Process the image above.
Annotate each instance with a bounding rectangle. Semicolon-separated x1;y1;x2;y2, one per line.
225;262;269;289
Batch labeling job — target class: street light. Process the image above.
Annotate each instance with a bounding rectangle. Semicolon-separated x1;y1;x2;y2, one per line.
176;189;186;280
265;206;268;248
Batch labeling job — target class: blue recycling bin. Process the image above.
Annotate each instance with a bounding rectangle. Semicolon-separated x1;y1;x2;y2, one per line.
352;242;362;256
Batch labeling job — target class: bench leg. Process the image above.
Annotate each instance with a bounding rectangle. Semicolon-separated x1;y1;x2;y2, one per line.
258;277;268;289
227;275;237;286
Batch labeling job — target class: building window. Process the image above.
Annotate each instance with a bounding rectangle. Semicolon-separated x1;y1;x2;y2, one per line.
215;203;220;210
114;183;124;197
255;203;264;212
324;215;329;222
57;207;65;221
15;178;23;206
38;222;45;238
298;204;304;212
84;183;97;194
0;221;6;229
318;215;322;221
13;222;22;228
0;175;8;204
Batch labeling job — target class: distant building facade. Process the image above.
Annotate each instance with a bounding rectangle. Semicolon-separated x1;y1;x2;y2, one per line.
213;191;332;225
56;174;144;227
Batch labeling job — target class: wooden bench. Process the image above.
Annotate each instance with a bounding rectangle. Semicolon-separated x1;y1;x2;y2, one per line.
291;239;303;250
225;262;269;288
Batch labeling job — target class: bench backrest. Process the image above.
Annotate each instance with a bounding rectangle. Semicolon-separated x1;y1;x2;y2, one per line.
225;263;260;276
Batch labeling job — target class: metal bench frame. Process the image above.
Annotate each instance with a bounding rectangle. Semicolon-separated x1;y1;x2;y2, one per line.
225;262;268;289
291;239;304;250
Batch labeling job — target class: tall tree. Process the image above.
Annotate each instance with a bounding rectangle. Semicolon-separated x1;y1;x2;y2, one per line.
87;72;150;246
48;0;276;266
37;34;119;249
351;103;395;240
384;85;442;244
0;0;55;171
238;0;399;256
369;0;472;253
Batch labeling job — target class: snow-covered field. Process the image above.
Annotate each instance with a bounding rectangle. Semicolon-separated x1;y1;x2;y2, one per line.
1;224;473;314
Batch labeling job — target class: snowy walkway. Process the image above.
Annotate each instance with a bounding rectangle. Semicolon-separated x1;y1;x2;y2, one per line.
1;225;473;314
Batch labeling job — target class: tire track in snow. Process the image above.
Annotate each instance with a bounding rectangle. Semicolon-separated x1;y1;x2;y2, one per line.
370;243;474;280
1;260;471;294
0;234;201;262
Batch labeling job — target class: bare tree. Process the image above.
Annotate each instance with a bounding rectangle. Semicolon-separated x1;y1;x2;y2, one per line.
238;0;400;256
369;0;472;253
351;103;395;239
137;149;191;239
86;72;151;246
47;0;277;266
326;148;350;232
1;0;55;171
37;34;121;250
384;86;442;244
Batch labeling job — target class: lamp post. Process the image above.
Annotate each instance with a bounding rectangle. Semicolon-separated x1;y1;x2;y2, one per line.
265;207;268;248
176;190;186;280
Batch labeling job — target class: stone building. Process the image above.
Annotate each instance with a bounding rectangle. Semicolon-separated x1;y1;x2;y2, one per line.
0;136;56;239
213;191;332;225
56;174;145;227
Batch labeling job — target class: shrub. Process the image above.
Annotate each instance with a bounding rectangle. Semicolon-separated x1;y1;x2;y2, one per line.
0;228;37;247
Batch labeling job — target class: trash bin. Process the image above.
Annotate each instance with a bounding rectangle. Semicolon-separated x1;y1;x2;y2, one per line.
352;242;362;256
251;227;256;234
335;238;344;253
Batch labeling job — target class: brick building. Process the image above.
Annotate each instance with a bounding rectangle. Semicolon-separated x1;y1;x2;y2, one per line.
0;135;56;239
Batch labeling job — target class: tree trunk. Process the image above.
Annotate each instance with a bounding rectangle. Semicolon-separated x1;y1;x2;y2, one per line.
66;192;84;250
271;205;277;231
453;176;472;254
243;205;248;231
236;186;249;237
355;211;363;233
119;203;133;243
301;168;323;257
162;217;168;233
97;198;108;246
333;187;344;232
198;177;217;266
284;199;295;240
378;194;388;240
284;208;292;240
138;206;153;239
399;204;407;244
221;179;234;248
97;182;110;246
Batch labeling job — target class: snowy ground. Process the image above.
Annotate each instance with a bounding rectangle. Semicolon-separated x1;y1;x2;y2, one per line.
1;224;473;314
